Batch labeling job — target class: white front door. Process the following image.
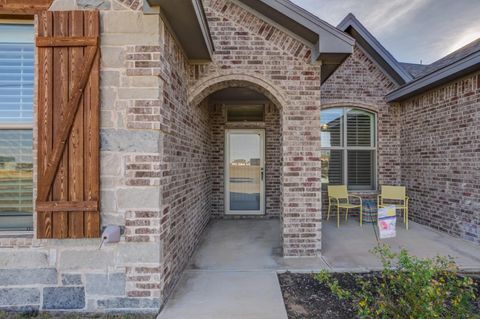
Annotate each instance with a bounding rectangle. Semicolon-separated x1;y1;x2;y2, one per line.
225;129;265;215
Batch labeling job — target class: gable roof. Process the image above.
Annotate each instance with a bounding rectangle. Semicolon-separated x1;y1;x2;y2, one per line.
337;13;414;85
387;38;480;102
406;38;480;79
399;62;430;78
235;0;355;82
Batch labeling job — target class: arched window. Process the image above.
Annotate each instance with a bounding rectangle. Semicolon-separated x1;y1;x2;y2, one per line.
321;108;376;190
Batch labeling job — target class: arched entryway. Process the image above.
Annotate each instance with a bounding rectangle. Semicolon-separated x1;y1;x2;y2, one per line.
187;74;286;253
161;71;322;266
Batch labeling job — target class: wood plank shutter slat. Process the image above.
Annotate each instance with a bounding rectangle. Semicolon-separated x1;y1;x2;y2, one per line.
37;11;54;239
68;11;85;238
36;36;98;47
52;10;69;239
36;10;100;239
83;10;100;238
37;201;98;212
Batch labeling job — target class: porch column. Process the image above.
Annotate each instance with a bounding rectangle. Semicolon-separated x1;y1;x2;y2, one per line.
281;74;322;257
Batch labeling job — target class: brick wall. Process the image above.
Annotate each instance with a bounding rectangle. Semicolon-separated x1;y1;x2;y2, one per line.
156;30;212;298
192;0;323;257
210;102;281;218
320;45;402;217
399;70;480;244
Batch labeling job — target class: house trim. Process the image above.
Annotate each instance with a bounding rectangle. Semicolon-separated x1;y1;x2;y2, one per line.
386;50;480;102
337;13;413;85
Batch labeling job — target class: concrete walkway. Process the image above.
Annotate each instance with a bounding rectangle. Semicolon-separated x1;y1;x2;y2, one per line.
158;219;290;319
158;218;480;318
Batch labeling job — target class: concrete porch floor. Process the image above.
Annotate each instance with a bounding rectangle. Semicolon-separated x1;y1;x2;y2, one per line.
158;218;480;318
323;218;480;271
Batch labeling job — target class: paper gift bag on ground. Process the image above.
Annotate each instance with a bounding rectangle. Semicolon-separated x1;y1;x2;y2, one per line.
378;205;396;239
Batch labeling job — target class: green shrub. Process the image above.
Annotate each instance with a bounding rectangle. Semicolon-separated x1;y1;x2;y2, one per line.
315;244;478;319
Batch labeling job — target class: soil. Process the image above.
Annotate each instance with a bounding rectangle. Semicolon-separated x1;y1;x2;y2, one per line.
278;272;480;319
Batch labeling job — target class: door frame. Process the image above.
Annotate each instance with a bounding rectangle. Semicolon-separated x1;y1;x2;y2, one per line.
224;129;265;215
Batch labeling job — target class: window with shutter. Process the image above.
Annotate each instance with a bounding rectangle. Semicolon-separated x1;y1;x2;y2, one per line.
36;11;100;239
321;107;376;190
0;22;34;231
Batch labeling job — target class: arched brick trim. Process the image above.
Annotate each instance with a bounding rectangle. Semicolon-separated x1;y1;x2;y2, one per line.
188;73;288;110
321;102;379;114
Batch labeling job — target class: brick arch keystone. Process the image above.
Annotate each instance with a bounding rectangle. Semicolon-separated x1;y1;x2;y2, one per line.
188;74;288;110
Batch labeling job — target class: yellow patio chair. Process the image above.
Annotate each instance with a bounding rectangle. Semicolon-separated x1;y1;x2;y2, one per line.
378;185;409;229
327;185;363;228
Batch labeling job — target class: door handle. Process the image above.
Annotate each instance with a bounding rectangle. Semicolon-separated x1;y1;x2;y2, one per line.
261;168;264;181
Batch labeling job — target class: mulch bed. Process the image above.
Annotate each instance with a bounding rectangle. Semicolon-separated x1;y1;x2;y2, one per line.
278;272;480;319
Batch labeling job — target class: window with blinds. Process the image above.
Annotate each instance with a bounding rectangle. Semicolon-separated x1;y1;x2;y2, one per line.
321;108;376;190
0;23;34;231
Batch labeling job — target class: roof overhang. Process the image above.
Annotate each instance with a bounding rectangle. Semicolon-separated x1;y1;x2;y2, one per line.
146;0;214;62
386;50;480;102
236;0;355;82
337;14;413;86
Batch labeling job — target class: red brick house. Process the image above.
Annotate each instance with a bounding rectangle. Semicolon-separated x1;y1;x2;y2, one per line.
0;0;478;312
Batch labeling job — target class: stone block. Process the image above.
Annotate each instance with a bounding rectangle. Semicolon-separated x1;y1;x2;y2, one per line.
78;0;111;10
101;110;115;128
85;273;125;295
117;188;160;210
126;75;161;88
97;297;160;309
0;288;40;306
117;88;159;100
116;242;160;264
101;70;120;87
48;0;77;10
61;274;83;286
101;33;160;46
101;212;126;226
59;250;114;270
0;305;39;313
101;46;125;68
102;12;144;34
0;251;49;268
100;152;122;176
0;269;57;286
100;87;117;110
100;190;117;212
43;287;85;310
100;129;160;153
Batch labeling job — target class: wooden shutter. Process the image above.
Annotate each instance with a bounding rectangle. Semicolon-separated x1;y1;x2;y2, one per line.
0;0;53;15
36;11;100;239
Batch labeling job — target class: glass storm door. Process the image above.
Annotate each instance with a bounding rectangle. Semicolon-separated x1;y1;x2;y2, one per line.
225;129;265;215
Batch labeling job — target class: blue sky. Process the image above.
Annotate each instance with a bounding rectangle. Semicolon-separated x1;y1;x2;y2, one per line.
290;0;480;64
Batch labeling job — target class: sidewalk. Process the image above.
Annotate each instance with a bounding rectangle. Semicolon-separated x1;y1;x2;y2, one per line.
158;219;289;319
